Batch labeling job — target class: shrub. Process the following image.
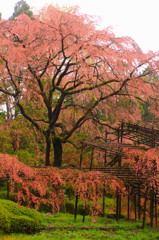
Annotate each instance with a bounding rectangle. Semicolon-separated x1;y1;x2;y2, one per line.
0;199;18;214
14;206;42;226
0;199;42;233
16;149;36;165
0;207;11;233
39;202;52;213
0;190;16;201
10;215;39;233
65;201;75;214
78;204;90;215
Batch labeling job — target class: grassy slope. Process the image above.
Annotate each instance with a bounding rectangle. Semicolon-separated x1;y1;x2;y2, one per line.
1;213;159;240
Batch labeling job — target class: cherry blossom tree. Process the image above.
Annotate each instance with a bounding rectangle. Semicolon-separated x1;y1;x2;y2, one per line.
0;6;159;166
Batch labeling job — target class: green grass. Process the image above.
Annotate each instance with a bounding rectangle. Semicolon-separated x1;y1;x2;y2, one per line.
0;213;159;240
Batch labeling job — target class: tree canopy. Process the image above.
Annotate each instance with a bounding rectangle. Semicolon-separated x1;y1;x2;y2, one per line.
10;0;33;19
0;6;159;166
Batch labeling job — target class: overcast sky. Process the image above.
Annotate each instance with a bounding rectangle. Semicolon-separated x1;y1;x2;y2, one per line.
1;0;159;53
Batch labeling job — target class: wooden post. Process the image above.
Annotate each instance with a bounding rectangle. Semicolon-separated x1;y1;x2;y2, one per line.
127;185;130;220
82;206;86;222
102;184;106;217
151;127;155;148
116;188;121;221
120;120;124;144
74;195;79;220
118;154;122;167
134;193;137;220
142;187;148;229
150;189;154;228
155;193;158;226
90;147;94;171
79;143;84;168
6;174;10;200
138;185;141;220
104;130;108;167
104;150;107;167
119;194;122;218
117;121;124;167
116;194;119;221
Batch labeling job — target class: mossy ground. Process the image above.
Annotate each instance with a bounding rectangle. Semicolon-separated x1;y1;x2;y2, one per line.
1;212;159;240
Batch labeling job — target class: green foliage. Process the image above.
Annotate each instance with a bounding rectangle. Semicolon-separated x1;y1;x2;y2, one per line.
10;215;38;233
0;117;45;165
0;199;42;233
0;207;11;233
78;204;90;215
0;111;5;119
0;200;19;214
139;101;155;123
16;149;36;165
10;0;33;19
0;121;14;154
64;201;75;214
14;206;42;225
1;212;159;239
0;190;15;201
39;202;53;213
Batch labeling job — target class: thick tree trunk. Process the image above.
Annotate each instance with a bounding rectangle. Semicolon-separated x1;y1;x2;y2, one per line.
45;136;51;166
53;138;63;167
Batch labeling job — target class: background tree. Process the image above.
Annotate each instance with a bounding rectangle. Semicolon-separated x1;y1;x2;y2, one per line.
10;0;33;19
0;6;158;167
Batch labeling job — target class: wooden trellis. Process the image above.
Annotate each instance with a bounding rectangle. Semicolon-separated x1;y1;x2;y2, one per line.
117;121;159;147
79;141;147;169
78;122;159;226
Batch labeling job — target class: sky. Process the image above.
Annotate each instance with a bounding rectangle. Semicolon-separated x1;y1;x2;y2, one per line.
1;0;159;53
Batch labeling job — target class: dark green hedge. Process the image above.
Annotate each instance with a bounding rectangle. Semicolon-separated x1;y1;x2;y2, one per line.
0;199;42;233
